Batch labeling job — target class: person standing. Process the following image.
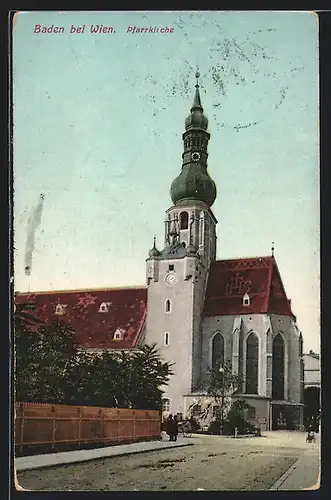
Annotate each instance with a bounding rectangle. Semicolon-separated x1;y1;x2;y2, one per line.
167;414;175;441
173;415;179;441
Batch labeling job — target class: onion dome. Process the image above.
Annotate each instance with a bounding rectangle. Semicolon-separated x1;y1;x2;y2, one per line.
170;70;217;208
170;165;216;207
148;236;160;257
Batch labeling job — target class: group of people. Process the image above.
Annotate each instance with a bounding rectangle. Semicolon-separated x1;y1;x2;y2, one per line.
166;414;179;441
164;414;194;441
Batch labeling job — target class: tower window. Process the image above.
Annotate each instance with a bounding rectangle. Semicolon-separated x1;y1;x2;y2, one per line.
169;264;174;271
199;211;205;247
180;211;188;230
164;332;170;346
165;299;171;313
243;293;250;306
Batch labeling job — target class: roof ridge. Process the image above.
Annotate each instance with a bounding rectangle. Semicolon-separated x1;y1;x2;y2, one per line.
215;255;273;263
270;258;292;309
16;285;147;295
264;256;275;312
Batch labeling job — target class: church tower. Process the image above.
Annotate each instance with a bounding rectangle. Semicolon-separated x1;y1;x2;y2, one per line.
144;72;218;415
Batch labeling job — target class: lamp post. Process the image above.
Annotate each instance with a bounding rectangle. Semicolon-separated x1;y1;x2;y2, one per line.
219;365;225;435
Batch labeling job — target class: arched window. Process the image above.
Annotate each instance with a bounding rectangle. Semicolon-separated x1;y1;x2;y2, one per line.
180;211;188;230
165;299;171;313
266;329;272;352
212;333;224;369
272;333;285;400
245;332;259;394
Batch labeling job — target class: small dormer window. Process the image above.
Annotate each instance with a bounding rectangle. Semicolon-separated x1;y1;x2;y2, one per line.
243;293;250;307
113;328;125;341
99;302;111;313
55;304;67;315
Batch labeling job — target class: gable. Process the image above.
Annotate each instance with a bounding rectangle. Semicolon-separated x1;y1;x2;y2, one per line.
266;261;293;316
203;256;293;317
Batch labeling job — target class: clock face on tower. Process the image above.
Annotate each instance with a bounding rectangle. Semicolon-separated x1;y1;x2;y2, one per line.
165;273;177;286
191;151;201;162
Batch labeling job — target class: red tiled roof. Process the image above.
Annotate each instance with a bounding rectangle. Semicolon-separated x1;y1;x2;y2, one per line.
203;256;293;317
15;257;293;349
15;287;147;349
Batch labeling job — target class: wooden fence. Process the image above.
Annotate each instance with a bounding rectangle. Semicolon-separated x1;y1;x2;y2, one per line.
15;402;161;453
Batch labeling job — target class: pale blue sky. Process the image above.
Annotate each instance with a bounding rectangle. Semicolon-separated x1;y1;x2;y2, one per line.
13;11;319;352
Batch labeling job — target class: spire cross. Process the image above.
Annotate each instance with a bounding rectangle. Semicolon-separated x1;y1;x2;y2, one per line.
195;69;200;88
271;241;275;257
153;235;156;247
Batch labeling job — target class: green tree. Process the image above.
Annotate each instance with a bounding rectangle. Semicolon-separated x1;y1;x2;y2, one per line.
223;400;255;433
208;399;256;435
15;315;80;404
15;306;174;411
127;344;174;410
61;349;99;406
87;344;174;410
206;360;243;432
14;311;43;402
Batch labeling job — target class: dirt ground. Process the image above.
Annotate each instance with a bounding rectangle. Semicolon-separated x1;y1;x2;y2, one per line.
17;436;301;491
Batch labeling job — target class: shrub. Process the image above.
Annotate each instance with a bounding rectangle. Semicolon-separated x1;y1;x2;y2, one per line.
207;400;256;435
188;417;200;431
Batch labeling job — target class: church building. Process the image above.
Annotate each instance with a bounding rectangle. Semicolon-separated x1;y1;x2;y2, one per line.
15;73;304;431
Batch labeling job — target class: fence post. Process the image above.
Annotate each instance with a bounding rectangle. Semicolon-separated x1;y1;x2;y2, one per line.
117;411;120;443
133;411;136;442
78;407;81;448
99;409;103;442
51;406;56;450
147;413;150;440
19;403;24;454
